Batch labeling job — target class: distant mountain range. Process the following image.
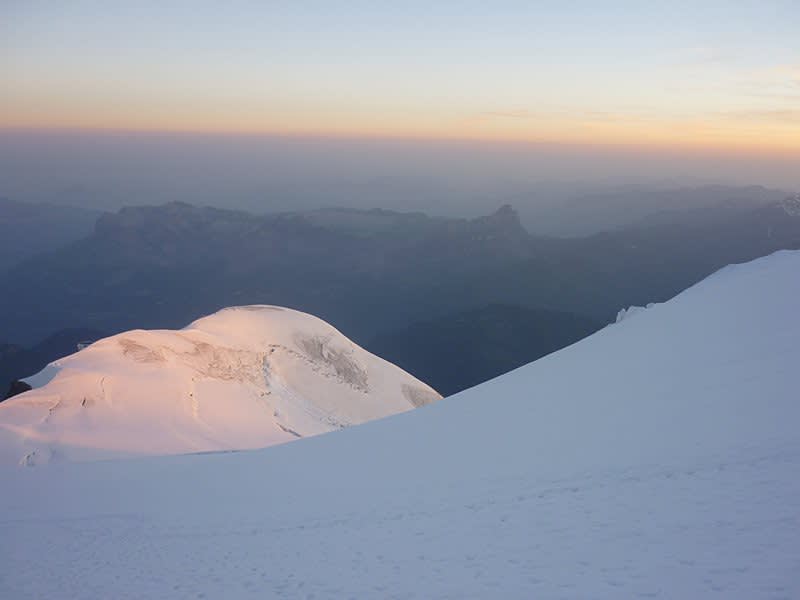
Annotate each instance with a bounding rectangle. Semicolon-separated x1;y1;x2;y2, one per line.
520;184;787;236
0;190;798;395
0;202;537;345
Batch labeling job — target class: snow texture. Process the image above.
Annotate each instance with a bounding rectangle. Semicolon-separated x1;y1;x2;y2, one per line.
1;251;799;599
0;306;440;466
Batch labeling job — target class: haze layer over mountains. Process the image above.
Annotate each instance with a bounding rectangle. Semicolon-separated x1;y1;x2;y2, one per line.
1;250;796;598
3;130;798;221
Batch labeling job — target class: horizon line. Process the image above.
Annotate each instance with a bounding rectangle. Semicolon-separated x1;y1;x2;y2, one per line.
2;125;799;159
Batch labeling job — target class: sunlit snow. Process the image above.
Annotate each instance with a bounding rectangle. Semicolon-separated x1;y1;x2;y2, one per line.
1;251;798;598
0;306;440;466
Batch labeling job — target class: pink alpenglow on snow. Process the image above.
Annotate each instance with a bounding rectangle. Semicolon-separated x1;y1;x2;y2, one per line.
0;306;441;466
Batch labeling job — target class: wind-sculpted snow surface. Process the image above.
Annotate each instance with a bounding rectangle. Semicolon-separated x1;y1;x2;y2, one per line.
0;306;440;465
1;251;799;598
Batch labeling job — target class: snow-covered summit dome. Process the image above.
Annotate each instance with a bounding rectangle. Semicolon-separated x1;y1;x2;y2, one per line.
0;305;441;465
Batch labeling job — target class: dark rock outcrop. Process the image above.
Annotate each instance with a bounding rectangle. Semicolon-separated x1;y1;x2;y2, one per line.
0;328;107;397
3;380;31;401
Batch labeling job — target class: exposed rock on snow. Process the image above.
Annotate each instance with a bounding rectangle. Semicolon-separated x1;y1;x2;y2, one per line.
0;306;441;465
3;380;31;401
615;302;658;322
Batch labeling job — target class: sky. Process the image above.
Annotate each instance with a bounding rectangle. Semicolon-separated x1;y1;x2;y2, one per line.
2;1;799;151
0;1;798;212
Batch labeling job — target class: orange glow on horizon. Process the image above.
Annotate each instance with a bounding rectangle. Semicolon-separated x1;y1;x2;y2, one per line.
3;113;799;157
4;2;798;167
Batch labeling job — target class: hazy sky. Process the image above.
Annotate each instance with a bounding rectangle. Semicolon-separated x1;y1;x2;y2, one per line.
1;0;798;214
2;1;799;152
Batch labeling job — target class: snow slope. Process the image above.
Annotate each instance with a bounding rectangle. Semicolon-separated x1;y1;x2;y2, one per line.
0;306;440;465
1;251;799;598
